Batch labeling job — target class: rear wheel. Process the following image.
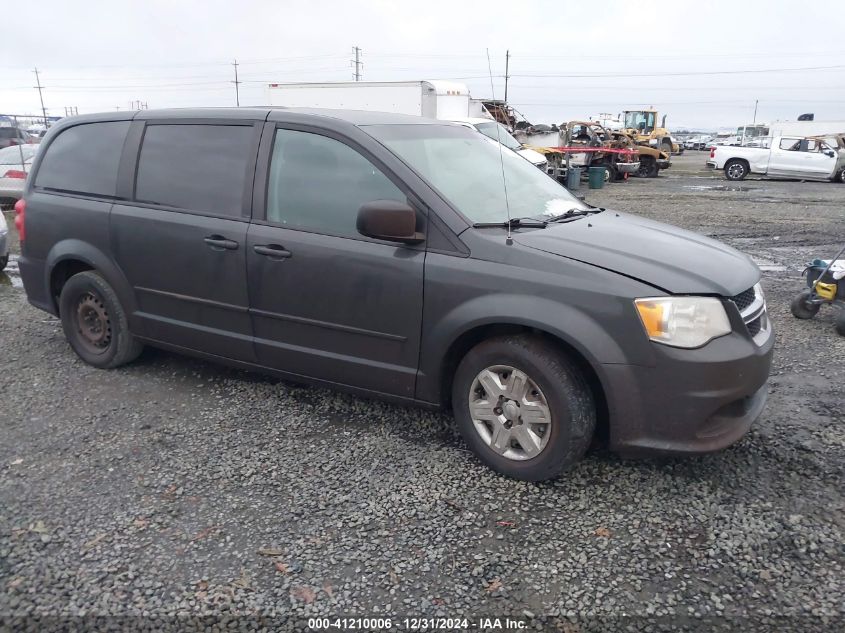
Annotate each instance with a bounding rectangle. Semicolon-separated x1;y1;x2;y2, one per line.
59;271;143;368
836;310;845;336
725;159;748;181
790;289;821;320
604;162;619;182
0;255;7;272
452;335;595;482
661;139;673;155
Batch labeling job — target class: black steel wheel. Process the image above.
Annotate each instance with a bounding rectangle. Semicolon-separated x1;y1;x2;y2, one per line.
59;271;143;368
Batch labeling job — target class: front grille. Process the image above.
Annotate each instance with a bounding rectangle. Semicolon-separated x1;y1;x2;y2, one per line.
728;285;768;344
730;287;756;312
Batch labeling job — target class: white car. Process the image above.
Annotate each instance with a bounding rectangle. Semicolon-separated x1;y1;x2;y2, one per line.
0;144;38;203
449;117;549;173
0;211;9;271
708;135;845;182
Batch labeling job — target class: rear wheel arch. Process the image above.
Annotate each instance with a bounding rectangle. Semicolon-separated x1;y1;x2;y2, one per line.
45;241;137;318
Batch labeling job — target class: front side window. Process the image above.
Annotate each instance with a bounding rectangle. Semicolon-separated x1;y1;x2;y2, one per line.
34;121;130;196
266;129;405;237
135;124;253;216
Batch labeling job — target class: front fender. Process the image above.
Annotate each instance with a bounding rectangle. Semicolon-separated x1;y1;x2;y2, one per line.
416;292;652;404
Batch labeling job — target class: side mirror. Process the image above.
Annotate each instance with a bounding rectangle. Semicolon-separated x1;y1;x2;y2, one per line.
357;200;424;244
824;149;835;158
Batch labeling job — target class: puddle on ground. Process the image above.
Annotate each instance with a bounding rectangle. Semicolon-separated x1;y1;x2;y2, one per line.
682;185;752;192
0;254;22;288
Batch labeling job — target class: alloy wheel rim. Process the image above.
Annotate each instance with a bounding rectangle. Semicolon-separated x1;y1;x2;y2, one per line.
728;164;745;179
468;365;552;461
75;292;112;354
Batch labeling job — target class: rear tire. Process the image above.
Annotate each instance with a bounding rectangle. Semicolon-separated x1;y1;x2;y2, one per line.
790;290;820;320
59;271;143;368
836;311;845;336
661;139;673;155
725;159;748;181
0;255;7;272
452;335;595;482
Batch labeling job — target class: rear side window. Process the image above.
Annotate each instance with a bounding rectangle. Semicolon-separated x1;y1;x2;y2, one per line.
135;124;253;216
35;121;130;196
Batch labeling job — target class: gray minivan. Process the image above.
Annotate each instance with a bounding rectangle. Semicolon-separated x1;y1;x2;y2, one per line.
16;108;773;481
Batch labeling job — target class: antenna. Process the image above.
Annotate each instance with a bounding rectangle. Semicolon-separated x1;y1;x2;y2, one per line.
486;48;512;244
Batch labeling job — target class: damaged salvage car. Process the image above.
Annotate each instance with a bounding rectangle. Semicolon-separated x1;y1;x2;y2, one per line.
16;108;773;481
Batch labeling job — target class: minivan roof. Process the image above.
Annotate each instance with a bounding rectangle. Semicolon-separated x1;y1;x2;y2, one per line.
52;107;446;127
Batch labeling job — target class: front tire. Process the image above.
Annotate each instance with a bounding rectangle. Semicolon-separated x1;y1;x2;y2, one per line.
59;271;143;368
452;335;595;482
637;156;659;178
790;289;821;320
725;159;748;181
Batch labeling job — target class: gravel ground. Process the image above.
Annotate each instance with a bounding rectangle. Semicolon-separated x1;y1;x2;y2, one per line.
1;154;843;632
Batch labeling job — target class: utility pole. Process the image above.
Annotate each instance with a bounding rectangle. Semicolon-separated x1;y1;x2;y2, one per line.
752;99;758;125
232;59;241;106
33;67;48;127
504;50;510;103
352;46;362;81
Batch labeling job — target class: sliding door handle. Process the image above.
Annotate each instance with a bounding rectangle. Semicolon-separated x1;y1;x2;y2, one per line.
253;244;292;259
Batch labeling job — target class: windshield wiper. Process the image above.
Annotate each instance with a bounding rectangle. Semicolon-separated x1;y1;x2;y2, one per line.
544;207;604;223
472;217;548;229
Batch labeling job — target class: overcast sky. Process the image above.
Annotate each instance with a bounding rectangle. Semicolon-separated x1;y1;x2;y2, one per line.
2;0;844;130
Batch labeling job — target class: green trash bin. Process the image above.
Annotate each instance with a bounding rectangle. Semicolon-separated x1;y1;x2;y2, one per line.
588;166;606;189
566;166;581;190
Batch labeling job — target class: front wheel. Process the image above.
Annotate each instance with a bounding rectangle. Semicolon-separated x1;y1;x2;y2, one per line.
725;159;748;181
836;167;845;183
637;157;658;178
59;271;143;368
452;335;595;481
790;290;821;320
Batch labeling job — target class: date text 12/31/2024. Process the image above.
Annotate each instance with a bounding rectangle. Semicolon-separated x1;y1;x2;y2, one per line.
308;617;528;630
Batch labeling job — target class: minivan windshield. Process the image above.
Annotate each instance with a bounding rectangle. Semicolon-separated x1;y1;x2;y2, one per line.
367;124;587;224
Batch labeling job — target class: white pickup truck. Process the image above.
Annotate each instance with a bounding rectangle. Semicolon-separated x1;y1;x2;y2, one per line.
708;135;845;182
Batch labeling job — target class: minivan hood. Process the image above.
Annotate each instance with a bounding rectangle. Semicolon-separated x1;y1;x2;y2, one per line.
514;211;759;296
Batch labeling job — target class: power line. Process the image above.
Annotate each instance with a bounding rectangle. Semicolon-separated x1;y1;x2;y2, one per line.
511;64;845;79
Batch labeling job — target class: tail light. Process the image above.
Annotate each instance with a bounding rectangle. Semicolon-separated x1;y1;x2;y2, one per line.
3;169;27;179
14;198;25;242
710;147;716;158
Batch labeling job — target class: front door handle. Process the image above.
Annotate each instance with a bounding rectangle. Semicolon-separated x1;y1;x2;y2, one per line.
253;244;292;259
203;235;239;250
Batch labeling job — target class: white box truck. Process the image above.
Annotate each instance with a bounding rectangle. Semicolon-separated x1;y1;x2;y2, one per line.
266;80;473;120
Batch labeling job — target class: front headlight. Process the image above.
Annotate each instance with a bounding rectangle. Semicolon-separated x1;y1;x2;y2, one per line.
634;296;731;348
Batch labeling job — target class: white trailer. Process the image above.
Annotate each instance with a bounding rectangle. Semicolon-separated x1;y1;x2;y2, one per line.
265;80;472;120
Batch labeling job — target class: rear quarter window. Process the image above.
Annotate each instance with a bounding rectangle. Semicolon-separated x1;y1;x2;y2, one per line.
35;121;130;196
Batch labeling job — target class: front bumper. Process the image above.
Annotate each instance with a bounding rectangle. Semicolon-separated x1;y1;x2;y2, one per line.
617;161;640;174
602;326;774;457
